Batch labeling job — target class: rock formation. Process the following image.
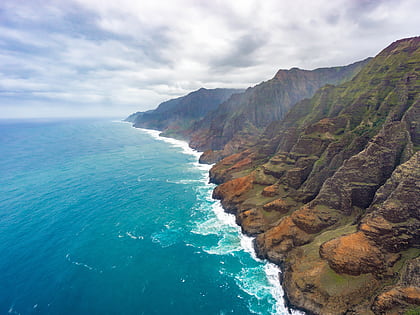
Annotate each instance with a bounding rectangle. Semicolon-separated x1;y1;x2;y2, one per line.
211;37;420;314
127;36;420;315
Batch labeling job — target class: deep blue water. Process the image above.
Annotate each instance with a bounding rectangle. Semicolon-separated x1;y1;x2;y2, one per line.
0;119;295;315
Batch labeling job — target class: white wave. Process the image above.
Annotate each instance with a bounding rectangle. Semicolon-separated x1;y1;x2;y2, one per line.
190;177;300;314
137;176;161;183
136;127;161;139
112;120;132;124
191;203;239;237
166;179;203;185
131;124;299;314
240;235;261;262
126;231;144;240
134;127;202;160
237;226;306;314
265;263;305;314
234;266;270;300
203;234;242;255
151;227;181;248
8;304;21;315
191;217;224;236
212;203;238;228
191;161;212;172
65;253;98;272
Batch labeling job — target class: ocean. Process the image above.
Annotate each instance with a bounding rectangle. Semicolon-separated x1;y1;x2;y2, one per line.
0;119;298;314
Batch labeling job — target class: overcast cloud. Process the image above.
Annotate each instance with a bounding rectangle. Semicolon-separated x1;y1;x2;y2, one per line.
0;0;419;118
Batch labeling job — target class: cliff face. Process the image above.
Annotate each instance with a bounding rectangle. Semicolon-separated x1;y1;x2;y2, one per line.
125;88;242;139
188;59;370;163
210;37;420;314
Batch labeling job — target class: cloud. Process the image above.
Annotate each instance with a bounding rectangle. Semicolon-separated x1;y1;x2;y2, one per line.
209;32;269;70
0;0;419;118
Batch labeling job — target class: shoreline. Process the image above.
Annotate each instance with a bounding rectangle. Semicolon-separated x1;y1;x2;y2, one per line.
126;122;304;315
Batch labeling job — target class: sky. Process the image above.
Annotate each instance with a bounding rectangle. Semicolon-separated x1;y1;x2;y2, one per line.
0;0;419;118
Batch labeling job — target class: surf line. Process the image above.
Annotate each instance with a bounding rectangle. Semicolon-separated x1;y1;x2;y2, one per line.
129;125;301;314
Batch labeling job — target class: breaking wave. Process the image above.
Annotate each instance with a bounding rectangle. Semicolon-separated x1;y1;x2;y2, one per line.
135;127;302;315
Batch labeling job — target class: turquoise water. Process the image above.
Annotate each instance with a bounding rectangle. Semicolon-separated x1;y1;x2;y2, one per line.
0;119;295;314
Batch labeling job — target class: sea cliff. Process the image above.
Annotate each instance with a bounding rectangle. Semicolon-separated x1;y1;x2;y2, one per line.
127;37;420;315
210;37;420;314
188;59;370;164
126;88;243;140
127;59;369;163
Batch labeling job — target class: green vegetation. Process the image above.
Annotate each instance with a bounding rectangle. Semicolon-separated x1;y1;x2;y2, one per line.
392;248;420;274
320;266;374;296
405;306;420;315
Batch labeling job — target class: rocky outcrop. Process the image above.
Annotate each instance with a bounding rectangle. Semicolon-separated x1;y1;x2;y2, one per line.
209;37;420;314
320;231;386;276
212;174;254;213
373;257;420;314
319;152;420;279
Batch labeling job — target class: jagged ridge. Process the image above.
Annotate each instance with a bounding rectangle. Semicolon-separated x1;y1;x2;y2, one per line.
210;37;420;314
189;59;370;163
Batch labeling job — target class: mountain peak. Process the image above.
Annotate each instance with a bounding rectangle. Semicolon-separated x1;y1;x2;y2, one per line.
379;36;420;56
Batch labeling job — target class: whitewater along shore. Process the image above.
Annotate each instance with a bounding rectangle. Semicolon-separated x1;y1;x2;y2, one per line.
128;125;304;315
126;37;420;314
208;37;420;315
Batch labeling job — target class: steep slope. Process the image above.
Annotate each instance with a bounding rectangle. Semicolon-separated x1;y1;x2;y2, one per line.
125;88;242;139
210;37;420;314
189;58;370;163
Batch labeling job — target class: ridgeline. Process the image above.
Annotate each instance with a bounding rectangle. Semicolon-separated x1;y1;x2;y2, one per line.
127;37;420;315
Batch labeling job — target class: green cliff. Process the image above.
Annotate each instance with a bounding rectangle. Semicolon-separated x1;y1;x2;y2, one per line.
210;37;420;314
125;88;243;139
189;59;370;163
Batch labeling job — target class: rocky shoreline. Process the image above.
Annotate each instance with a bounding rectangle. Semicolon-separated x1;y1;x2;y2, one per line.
207;37;420;315
128;37;420;315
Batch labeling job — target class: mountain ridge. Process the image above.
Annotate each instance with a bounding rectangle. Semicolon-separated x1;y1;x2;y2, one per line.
210;36;420;315
125;87;243;139
188;58;371;163
126;58;370;164
125;36;420;315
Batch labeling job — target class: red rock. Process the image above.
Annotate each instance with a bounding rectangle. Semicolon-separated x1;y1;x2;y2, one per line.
262;184;279;197
319;232;384;276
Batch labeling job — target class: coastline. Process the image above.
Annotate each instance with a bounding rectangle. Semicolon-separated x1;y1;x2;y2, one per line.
126;122;304;315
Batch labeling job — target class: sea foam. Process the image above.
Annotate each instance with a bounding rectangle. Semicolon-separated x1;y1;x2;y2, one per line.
132;126;304;315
